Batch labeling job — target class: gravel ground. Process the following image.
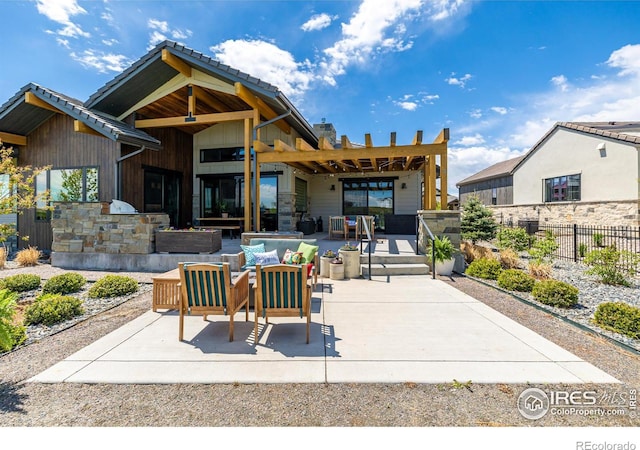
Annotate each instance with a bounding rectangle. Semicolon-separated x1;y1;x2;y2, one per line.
1;263;640;430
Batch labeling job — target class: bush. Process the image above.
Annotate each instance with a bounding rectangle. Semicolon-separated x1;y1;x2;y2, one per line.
24;294;84;326
496;227;531;252
0;289;20;351
42;272;86;295
578;243;588;258
15;246;41;267
0;273;41;292
532;280;579;308
593;233;604;247
583;246;640;287
593;302;640;339
88;275;138;298
499;249;521;269
465;257;503;280
0;246;6;270
497;269;536;292
528;230;558;264
460;196;498;244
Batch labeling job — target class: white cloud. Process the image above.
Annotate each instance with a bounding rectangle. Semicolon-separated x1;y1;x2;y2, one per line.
147;19;192;49
469;109;482;119
454;134;485;146
430;0;469;22
36;0;90;38
491;106;507;115
70;49;132;73
445;72;472;88
449;144;526;189
210;40;315;101
397;101;419;111
392;92;439;111
551;74;569;91
301;13;336;32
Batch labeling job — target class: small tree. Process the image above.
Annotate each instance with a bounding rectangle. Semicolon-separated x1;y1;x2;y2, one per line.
0;140;50;245
460;196;498;244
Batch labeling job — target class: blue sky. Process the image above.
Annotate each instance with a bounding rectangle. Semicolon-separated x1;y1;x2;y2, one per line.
2;0;640;195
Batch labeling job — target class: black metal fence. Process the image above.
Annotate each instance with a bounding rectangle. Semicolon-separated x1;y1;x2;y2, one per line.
504;222;640;271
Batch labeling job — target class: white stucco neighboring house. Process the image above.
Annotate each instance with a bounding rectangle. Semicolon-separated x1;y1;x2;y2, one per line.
458;122;640;226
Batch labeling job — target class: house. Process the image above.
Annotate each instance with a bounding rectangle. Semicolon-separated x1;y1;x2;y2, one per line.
0;41;451;254
457;122;640;226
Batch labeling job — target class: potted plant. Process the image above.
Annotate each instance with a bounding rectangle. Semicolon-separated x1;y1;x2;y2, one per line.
427;235;457;276
329;255;344;280
339;242;360;278
217;201;229;218
320;249;337;278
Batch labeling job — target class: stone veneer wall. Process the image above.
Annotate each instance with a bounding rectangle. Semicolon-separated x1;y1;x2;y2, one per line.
277;192;297;232
417;210;464;272
51;202;170;254
490;200;639;227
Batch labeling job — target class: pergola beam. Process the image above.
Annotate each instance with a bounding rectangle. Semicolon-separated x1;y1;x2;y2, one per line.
74;121;103;137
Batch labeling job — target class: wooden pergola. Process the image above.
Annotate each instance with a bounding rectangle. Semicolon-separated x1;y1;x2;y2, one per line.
251;127;450;232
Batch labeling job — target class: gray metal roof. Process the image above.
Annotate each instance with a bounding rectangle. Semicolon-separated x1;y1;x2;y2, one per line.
0;83;161;149
84;40;318;146
456;155;524;187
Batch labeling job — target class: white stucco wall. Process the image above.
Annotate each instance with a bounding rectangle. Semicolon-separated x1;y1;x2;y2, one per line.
513;128;639;204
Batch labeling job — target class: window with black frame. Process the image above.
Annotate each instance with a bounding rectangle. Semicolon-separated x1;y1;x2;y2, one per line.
544;174;581;202
342;178;393;229
36;167;99;220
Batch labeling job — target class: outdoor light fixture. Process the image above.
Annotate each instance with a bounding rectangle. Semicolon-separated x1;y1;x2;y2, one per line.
330;184;335;191
597;142;607;157
401;183;407;189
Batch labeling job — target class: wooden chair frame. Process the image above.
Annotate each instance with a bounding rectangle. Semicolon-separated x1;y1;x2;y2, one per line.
178;262;250;341
356;215;375;241
254;264;312;344
328;216;347;240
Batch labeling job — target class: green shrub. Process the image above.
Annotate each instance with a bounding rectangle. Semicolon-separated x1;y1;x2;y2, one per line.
465;257;503;280
593;302;640;339
531;280;579;308
528;230;558;264
583;246;640;287
496;227;531;252
497;269;536;292
0;273;41;292
460;196;498;244
578;243;588;258
88;275;138;298
0;289;20;351
24;294;84;326
593;233;604;247
42;272;86;295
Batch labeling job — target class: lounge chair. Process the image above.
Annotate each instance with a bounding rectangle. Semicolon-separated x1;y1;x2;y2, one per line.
178;262;250;342
254;264;312;344
328;216;347;240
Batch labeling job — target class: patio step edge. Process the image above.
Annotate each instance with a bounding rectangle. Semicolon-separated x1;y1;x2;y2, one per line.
360;263;430;276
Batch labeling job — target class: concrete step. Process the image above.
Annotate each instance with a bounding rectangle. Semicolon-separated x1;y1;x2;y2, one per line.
358;254;427;265
360;263;431;276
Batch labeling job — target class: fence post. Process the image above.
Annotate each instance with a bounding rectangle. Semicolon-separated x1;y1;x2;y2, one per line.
573;223;578;262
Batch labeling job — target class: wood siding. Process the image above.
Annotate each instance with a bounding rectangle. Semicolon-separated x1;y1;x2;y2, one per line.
120;126;194;228
17;114;118;251
458;176;514;206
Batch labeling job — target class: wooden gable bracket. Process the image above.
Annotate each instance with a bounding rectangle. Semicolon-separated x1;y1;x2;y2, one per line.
135;109;253;128
161;49;192;77
235;83;291;134
25;92;63;114
0;131;27;146
74;121;104;137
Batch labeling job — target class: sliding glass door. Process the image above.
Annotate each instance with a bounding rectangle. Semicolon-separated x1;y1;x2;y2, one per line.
342;178;394;229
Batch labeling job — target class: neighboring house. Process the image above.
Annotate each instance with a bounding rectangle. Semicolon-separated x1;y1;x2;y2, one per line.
457;122;640;226
0;41;450;252
456;156;524;206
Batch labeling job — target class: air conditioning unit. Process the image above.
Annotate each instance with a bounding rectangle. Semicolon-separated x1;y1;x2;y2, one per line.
109;199;138;214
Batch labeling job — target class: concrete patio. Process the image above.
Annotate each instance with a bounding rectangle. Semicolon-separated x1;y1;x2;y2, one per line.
29;263;619;384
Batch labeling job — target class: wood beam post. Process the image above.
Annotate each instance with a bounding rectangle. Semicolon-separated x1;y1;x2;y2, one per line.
440;150;448;210
429;155;437;209
161;49;192;77
244;118;252;233
0;132;27;146
25;92;62;114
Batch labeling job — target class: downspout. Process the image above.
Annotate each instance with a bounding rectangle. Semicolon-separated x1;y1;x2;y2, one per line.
251;109;292;230
114;145;146;200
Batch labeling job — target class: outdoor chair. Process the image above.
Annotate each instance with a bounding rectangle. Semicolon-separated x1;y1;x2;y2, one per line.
328;216;347;240
178;262;250;342
356;215;375;241
254;264;312;344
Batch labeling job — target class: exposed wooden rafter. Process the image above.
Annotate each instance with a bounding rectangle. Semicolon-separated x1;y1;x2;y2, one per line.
235;83;291;134
25;92;63;114
74;121;103;137
0;131;27;146
161;49;192;77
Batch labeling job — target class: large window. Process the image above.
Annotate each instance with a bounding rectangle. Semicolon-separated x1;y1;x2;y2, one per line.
343;178;394;229
544;174;580;202
36;167;99;220
200;147;244;162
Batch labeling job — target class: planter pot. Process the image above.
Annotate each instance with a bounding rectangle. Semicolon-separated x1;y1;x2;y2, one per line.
155;230;222;254
320;256;333;278
435;258;455;276
329;262;344;280
339;249;360;278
